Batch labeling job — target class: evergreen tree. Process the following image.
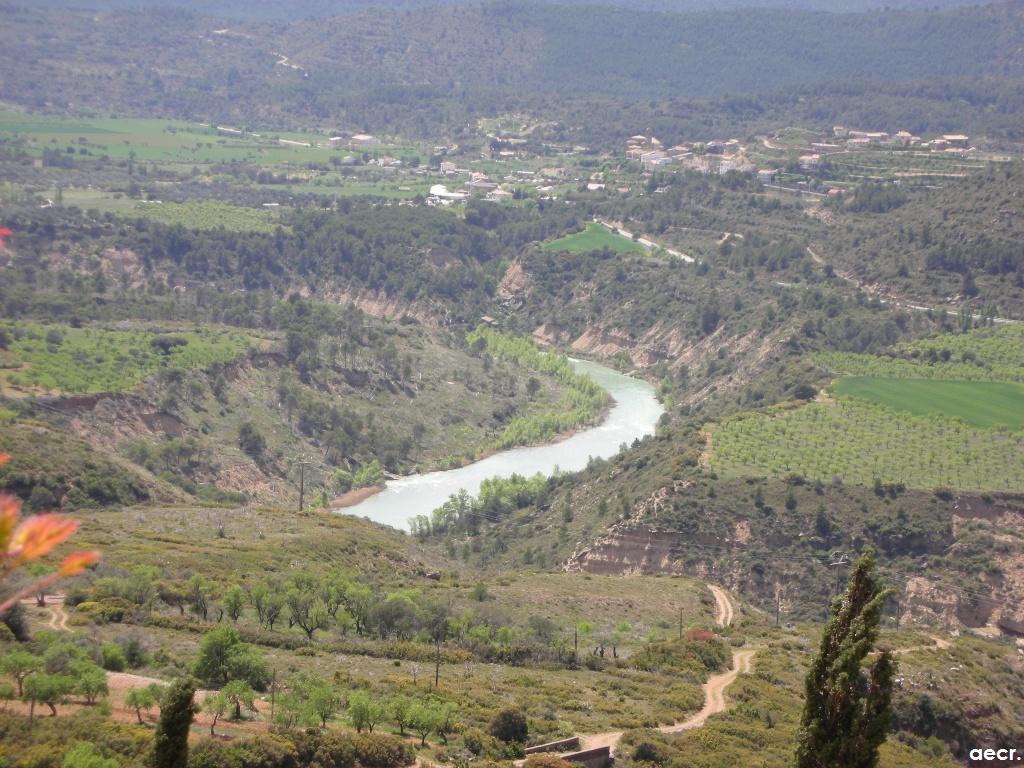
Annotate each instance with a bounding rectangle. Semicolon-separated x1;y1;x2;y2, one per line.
149;678;198;768
795;549;895;768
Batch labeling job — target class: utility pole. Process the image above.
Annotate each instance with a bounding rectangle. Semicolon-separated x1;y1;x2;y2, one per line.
289;455;314;512
678;606;683;641
828;552;849;609
894;599;901;631
270;669;277;721
775;588;782;628
434;638;441;690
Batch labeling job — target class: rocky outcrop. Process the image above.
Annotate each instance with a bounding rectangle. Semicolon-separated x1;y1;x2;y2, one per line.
499;259;530;297
320;286;435;324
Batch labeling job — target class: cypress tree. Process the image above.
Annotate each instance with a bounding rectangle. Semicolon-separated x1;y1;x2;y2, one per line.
149;677;198;768
795;548;896;768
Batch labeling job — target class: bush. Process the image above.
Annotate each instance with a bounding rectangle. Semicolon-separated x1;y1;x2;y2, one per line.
524;756;574;768
100;644;126;672
75;598;133;623
292;730;356;768
462;727;500;757
62;741;118;768
289;732;412;768
350;733;415;768
189;735;299;768
631;742;668;765
489;707;528;744
192;626;270;689
238;422;266;460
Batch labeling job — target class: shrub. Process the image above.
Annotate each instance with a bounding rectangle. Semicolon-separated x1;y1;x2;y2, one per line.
631;742;668;764
62;741;118;768
238;422;266;460
462;727;500;757
189;734;299;768
350;733;415;768
100;643;126;672
75;598;134;624
489;707;528;744
292;730;356;768
524;755;575;768
192;626;270;689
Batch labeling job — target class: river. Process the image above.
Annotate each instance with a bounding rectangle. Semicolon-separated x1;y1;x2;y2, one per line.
340;359;664;530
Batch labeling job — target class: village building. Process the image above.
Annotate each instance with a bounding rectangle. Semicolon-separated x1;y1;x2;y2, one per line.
642;152;672;171
799;153;821;170
428;184;468;203
486;188;514;202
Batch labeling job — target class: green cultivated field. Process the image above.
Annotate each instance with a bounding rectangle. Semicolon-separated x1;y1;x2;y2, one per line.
129;200;283;232
833;376;1024;430
708;398;1024;491
543;222;647;254
715;325;1024;490
0;110;417;169
0;322;254;394
815;324;1024;384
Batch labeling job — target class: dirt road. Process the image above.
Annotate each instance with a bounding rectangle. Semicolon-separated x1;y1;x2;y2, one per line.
661;649;755;732
580;587;747;754
807;246;1017;325
580;648;755;753
709;585;734;627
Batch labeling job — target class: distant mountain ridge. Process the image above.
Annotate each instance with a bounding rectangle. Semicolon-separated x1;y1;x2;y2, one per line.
25;0;981;22
2;1;1022;141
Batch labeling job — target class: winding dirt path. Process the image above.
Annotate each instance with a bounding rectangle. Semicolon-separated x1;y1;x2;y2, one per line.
709;585;734;628
661;649;755;732
807;246;1018;325
579;648;756;753
579;587;747;754
48;598;70;632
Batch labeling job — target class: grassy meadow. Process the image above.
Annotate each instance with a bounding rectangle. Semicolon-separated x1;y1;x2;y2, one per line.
0;110;422;170
543;223;647;254
832;376;1024;430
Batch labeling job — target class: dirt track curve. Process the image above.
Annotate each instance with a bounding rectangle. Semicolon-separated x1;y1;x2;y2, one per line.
580;585;749;754
709;584;734;628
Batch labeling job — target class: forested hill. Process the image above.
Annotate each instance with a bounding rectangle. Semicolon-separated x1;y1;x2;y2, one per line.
2;1;1023;140
22;0;981;22
283;2;1024;98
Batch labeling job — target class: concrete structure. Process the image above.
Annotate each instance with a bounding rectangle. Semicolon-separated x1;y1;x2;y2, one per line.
428;184;468;202
559;746;612;768
524;737;581;755
641;151;671;171
799;153;821;170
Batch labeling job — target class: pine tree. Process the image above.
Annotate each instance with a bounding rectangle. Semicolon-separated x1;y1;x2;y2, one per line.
149;677;198;768
795;548;895;768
